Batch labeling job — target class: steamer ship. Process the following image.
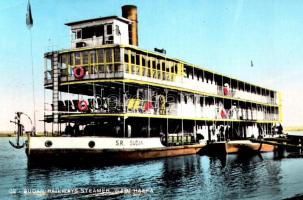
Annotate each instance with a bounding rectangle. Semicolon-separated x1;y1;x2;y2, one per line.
11;5;282;163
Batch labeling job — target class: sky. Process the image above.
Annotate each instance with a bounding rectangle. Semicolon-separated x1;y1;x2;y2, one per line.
0;0;303;131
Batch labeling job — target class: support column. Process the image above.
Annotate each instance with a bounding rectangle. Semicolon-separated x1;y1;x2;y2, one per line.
43;57;47;136
123;82;126;138
52;51;60;135
147;85;150;137
165;89;168;146
181;91;184;135
194;120;197;142
148;117;150;137
123;116;126;138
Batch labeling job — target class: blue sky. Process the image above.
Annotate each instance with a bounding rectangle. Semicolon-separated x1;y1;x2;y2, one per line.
1;0;303;131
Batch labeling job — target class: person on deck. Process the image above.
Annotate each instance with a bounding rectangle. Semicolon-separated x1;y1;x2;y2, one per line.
223;83;229;96
277;123;283;135
73;123;80;136
257;124;263;139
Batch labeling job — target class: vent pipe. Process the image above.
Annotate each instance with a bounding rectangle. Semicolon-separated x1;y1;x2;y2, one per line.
122;5;138;46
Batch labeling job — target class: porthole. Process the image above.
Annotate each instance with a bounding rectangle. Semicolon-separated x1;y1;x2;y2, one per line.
45;140;52;147
88;141;95;148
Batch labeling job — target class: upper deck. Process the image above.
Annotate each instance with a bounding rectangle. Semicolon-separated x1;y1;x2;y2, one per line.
44;44;280;107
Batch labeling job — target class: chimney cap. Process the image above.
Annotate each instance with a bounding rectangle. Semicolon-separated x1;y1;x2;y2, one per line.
122;5;137;9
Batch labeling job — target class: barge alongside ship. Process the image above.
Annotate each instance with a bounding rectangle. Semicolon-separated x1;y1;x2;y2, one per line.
11;5;282;163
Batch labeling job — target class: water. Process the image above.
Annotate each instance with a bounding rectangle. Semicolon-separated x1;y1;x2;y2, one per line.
1;137;303;200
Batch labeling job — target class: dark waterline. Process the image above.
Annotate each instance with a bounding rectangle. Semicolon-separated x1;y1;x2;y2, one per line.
1;137;303;200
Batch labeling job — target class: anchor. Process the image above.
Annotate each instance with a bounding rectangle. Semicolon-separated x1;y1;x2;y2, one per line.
9;112;33;149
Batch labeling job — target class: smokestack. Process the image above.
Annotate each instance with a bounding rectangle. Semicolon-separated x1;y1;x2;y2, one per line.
122;5;138;46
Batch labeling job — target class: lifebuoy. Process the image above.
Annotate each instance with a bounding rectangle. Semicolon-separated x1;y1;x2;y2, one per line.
73;67;85;79
78;100;88;111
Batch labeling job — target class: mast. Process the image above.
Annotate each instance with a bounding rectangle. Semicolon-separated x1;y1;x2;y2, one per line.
26;0;36;135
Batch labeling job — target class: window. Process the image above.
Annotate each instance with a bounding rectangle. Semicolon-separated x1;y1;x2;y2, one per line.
157;63;160;70
142;57;146;66
124;53;129;63
76;29;82;39
82;27;93;39
171;64;175;74
108;36;114;43
162;62;165;70
80;26;105;39
136;55;140;65
114;48;120;62
152;60;156;68
74;52;81;65
82;51;89;64
131;54;135;64
105;49;112;63
107;24;112;35
97;49;104;63
97;25;104;37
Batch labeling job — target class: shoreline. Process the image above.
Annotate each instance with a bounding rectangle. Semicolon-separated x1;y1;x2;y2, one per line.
0;132;14;137
284;127;303;132
0;132;44;137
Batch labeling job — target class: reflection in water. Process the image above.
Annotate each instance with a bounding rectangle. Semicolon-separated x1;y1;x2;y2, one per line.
1;137;303;200
160;155;202;199
210;154;282;199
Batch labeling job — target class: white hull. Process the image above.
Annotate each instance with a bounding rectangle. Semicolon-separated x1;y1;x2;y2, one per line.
28;137;165;150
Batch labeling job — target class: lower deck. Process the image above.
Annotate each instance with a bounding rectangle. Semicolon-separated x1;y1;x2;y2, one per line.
44;116;280;147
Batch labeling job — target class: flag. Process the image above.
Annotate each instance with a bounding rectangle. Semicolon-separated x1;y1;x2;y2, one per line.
26;0;33;28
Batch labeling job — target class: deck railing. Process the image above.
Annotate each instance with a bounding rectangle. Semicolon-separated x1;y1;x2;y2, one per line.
47;97;279;122
44;46;278;106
